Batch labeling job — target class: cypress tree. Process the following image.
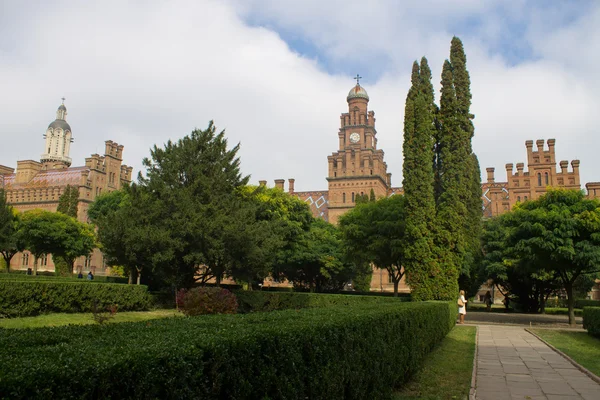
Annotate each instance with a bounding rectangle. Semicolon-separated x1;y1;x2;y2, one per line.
435;59;465;299
402;58;439;300
450;37;483;294
57;185;79;219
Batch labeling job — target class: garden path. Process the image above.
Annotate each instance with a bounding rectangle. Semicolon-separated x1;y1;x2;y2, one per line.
473;325;599;400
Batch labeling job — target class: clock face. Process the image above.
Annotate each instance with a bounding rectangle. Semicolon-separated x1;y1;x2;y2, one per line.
349;132;360;143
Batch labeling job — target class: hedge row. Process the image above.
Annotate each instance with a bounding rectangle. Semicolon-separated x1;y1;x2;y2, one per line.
576;299;600;309
583;307;600;338
234;290;410;313
0;273;128;284
0;281;152;317
0;301;455;399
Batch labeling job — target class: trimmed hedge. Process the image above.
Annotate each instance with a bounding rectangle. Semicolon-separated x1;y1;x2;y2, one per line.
234;290;410;313
0;301;455;399
0;281;152;317
583;306;600;338
0;273;128;284
576;299;600;309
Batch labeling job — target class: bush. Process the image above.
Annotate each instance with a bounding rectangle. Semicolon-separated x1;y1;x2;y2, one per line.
234;291;410;313
0;281;152;317
176;287;238;316
576;299;600;309
0;272;128;284
583;307;600;338
0;301;454;399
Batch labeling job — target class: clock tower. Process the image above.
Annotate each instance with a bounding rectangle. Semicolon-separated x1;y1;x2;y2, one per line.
327;79;391;224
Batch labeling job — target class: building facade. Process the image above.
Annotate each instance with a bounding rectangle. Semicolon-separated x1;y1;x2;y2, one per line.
0;102;133;275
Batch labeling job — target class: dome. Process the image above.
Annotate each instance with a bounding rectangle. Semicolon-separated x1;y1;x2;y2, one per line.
347;84;369;102
48;119;71;132
58;104;66;111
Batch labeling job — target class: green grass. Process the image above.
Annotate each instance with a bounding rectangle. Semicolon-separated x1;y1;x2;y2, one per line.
0;309;181;329
394;325;476;400
530;329;600;377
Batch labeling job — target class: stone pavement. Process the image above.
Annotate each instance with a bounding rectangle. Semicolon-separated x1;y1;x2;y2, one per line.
474;325;600;400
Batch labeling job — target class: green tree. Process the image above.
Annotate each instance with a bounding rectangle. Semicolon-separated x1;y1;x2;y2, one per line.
57;185;79;218
339;195;407;296
480;216;560;313
137;121;250;289
18;210;96;275
402;58;441;300
503;189;600;325
228;185;313;289
89;187;166;285
450;36;484;299
0;189;20;271
275;218;351;292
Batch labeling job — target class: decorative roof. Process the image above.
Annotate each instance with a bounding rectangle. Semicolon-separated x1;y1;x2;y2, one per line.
2;166;88;189
347;84;369;102
48;119;71;131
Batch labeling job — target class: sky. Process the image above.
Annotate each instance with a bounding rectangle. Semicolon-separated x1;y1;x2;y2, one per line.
1;0;599;192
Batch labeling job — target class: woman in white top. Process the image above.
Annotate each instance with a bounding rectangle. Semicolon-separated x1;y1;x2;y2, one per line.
458;290;467;324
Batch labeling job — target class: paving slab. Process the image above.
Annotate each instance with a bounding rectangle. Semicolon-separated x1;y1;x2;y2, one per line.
474;325;600;400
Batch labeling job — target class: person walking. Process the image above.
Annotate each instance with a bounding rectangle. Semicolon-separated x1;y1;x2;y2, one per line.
458;290;467;324
484;290;493;312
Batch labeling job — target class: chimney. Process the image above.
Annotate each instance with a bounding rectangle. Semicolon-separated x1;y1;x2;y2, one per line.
547;139;555;155
559;160;568;174
486;167;495;183
536;139;545;152
516;163;524;176
274;179;285;190
505;163;514;178
258;180;267;187
571;160;580;175
288;178;295;194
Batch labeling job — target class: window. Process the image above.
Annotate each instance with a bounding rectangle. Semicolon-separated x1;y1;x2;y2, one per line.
544;172;549;185
524;196;528;201
388;274;394;284
342;193;346;203
351;192;355;203
537;173;542;186
84;255;92;269
40;254;48;266
517;196;521;202
22;252;29;266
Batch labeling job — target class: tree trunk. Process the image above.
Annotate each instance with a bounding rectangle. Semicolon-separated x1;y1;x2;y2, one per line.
136;271;142;285
33;256;38;276
393;280;399;297
128;269;134;285
565;281;576;326
3;255;10;272
215;274;221;287
247;280;253;291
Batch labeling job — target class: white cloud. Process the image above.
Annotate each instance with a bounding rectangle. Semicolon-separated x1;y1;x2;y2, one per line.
1;0;599;194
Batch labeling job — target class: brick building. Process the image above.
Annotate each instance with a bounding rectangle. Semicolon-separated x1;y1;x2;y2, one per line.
0;101;133;275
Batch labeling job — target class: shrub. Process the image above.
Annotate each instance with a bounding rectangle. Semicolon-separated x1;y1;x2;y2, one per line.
0;281;152;317
583;307;600;338
576;299;600;309
0;301;454;399
176;287;238;316
234;291;409;313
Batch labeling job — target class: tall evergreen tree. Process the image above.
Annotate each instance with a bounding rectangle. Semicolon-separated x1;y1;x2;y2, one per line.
435;59;465;299
449;37;483;293
57;185;79;219
402;58;440;300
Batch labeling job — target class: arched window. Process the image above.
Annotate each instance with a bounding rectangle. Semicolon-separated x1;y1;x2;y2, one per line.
537;173;542;186
343;193;346;203
524;196;528;201
517;196;521;202
352;192;355;203
544;172;549;185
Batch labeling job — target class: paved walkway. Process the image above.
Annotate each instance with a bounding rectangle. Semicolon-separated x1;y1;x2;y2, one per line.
474;325;600;400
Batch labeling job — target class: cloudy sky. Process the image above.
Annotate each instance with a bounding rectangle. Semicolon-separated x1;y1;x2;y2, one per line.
1;0;598;192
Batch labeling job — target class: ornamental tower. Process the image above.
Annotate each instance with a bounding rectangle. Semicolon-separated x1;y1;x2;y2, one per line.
41;98;73;169
327;77;391;224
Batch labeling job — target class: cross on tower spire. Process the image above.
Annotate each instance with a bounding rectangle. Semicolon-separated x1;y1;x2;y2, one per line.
354;74;362;86
61;97;65;104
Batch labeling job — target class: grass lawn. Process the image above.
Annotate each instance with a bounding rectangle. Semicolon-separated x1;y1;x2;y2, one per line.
0;309;181;329
394;325;476;400
530;329;600;377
